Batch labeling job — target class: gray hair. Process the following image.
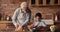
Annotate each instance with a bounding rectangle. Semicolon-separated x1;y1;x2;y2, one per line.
20;2;28;8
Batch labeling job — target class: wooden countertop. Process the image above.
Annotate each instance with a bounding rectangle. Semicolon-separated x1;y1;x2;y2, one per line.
0;21;13;24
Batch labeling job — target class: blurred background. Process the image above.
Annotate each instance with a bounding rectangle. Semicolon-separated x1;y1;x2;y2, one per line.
0;0;60;32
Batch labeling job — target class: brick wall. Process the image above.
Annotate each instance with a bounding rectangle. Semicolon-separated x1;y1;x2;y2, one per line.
0;0;60;20
30;7;60;20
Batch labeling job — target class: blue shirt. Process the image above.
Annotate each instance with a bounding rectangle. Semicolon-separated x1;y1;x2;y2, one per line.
12;8;31;27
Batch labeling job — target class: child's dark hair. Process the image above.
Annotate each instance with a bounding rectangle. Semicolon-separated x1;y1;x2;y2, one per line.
35;13;42;19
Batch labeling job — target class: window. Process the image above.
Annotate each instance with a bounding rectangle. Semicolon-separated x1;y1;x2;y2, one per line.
46;0;50;4
39;0;43;4
10;0;15;4
0;13;2;20
19;0;22;2
54;0;58;4
31;0;35;4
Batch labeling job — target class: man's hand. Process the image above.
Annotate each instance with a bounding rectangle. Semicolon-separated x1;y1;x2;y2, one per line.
15;24;19;28
15;27;22;31
15;24;20;31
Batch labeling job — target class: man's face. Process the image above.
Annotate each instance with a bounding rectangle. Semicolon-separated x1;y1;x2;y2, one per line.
22;7;27;11
35;16;41;22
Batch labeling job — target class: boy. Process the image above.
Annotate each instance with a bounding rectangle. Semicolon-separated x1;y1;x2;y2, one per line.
28;13;46;32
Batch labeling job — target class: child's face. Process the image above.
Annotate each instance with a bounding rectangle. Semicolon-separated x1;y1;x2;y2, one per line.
35;16;41;22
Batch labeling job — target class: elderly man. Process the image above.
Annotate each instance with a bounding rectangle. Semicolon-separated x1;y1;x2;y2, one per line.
12;2;31;32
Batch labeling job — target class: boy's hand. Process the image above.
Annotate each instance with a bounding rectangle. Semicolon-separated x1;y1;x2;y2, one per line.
28;24;33;28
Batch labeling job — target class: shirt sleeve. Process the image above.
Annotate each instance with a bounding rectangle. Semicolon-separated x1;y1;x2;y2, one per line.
21;13;31;27
12;8;19;26
41;21;47;27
